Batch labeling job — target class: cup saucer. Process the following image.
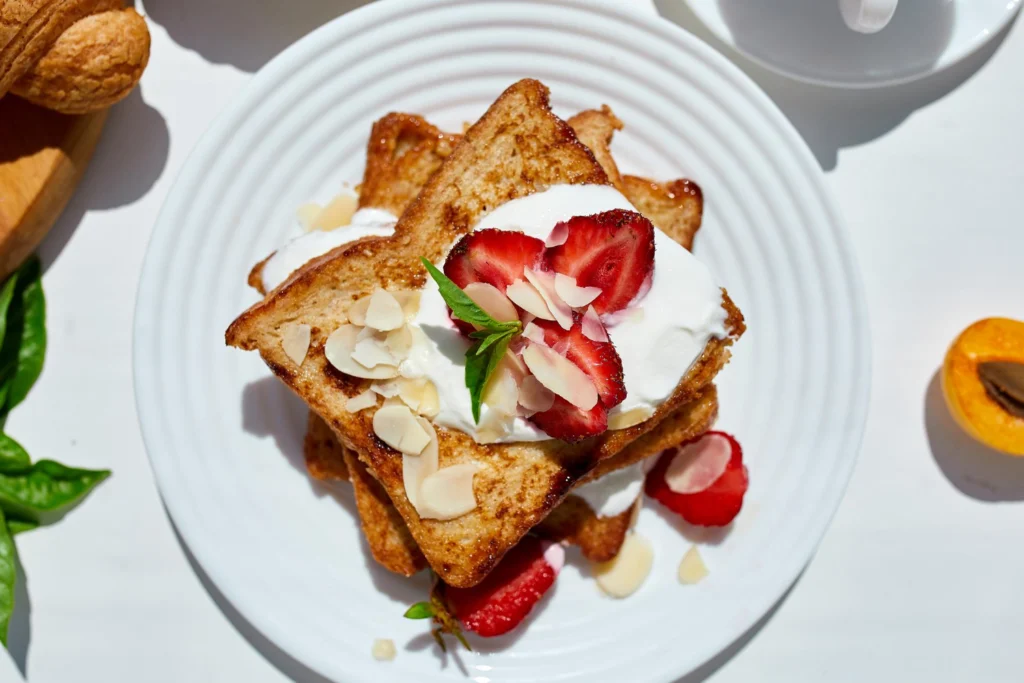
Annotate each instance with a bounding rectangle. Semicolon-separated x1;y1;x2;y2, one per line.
683;0;1021;88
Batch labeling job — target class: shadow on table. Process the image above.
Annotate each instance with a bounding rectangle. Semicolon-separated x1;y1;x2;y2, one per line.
924;370;1024;502
38;88;170;272
142;0;375;73
673;573;799;682
655;0;1019;171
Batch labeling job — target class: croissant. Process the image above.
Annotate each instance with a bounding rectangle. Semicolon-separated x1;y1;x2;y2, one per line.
0;0;150;114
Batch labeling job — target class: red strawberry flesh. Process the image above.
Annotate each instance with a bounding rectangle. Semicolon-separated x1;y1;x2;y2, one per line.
544;209;655;314
645;431;748;527
529;316;625;408
444;229;546;292
447;536;560;637
529;395;608;443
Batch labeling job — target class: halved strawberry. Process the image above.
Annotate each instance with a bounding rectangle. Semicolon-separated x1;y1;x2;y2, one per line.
645;431;748;527
529;316;625;408
544;209;655;314
444;229;546;292
529;396;608;443
447;536;563;637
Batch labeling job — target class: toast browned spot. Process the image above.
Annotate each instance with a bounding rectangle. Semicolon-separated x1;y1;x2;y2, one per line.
227;79;743;587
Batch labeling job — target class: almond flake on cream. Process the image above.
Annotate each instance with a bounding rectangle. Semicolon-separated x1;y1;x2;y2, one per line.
554;273;601;308
463;282;519;324
522;342;597;410
524;268;572;330
506;279;555;321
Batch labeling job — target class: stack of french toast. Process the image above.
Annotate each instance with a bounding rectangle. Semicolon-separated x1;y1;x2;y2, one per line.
227;79;744;642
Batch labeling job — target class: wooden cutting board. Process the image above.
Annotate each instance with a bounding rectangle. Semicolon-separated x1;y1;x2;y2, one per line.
0;96;107;279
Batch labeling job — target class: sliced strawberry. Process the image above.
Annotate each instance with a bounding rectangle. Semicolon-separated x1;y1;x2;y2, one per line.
444;229;546;292
447;536;562;637
645;431;748;527
529;396;608;443
529;315;625;408
544;209;655;314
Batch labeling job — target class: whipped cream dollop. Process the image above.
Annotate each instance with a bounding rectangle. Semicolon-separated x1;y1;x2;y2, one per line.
573;462;645;518
261;208;398;292
401;184;727;442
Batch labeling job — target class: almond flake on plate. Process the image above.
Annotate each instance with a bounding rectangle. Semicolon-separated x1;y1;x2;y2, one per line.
365;290;405;331
594;533;654;598
524;268;572;330
371;638;396;661
522;342;597;410
296;202;322;231
678;545;709;585
582;305;609;342
280;323;311;366
344;389;378;413
506;279;555;321
373;404;431;455
324;325;399;379
554;273;601;308
417;462;482;520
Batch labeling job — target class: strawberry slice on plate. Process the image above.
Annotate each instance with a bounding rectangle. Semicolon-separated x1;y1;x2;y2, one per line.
447;536;564;637
645;431;748;527
444;229;546;292
544;209;655;314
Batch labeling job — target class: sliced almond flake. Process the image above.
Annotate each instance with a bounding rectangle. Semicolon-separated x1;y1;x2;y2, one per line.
365;290;405;331
396;377;435;414
554;273;601;308
545;223;568;247
506;279;555;321
464;282;518;323
417;462;483;521
352;336;398;369
504;348;529;378
476;409;512;444
582;306;609;342
344;390;378;413
522;342;597;410
607;405;654;430
324;325;399;379
312;193;358;231
281;323;311;366
392;290;422;320
403;417;439;510
483;366;519;416
371;639;397;661
518;374;555;412
678;545;709;585
347;296;372;326
524;268;572;330
373;404;430;455
296;202;322;231
665;433;732;494
381;396;406;409
385;326;413;359
594;533;654;598
521;322;548;346
552;339;570;356
370;380;402;398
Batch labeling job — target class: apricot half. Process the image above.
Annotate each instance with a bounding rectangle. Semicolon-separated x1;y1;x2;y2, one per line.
943;318;1024;456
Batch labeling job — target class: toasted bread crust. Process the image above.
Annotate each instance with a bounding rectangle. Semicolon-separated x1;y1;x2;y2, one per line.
227;80;743;587
303;411;349;481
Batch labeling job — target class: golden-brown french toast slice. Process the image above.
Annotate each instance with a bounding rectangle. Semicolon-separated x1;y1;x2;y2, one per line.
227;80;742;587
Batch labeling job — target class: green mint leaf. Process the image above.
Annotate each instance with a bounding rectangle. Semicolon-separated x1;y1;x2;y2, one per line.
403;602;435;619
1;257;45;415
6;519;37;536
474;328;515;356
420;258;521;334
0;271;20;350
465;341;489;424
0;435;29;470
0;460;110;524
0;508;14;646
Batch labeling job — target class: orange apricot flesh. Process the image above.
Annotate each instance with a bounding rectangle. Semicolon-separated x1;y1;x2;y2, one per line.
942;318;1024;456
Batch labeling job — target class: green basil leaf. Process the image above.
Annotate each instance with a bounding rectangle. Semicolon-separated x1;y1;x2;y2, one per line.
0;271;20;349
0;508;14;646
0;460;110;523
6;519;37;536
420;258;520;334
0;435;30;470
403;602;435;619
3;257;45;413
474;328;510;356
464;341;490;424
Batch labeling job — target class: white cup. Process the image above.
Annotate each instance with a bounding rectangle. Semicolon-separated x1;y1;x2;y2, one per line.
839;0;899;33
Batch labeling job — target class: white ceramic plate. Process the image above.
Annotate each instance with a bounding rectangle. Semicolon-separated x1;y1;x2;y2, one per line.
684;0;1021;88
134;1;869;681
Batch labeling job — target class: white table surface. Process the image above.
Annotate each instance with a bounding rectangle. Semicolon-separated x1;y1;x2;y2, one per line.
4;1;1023;681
